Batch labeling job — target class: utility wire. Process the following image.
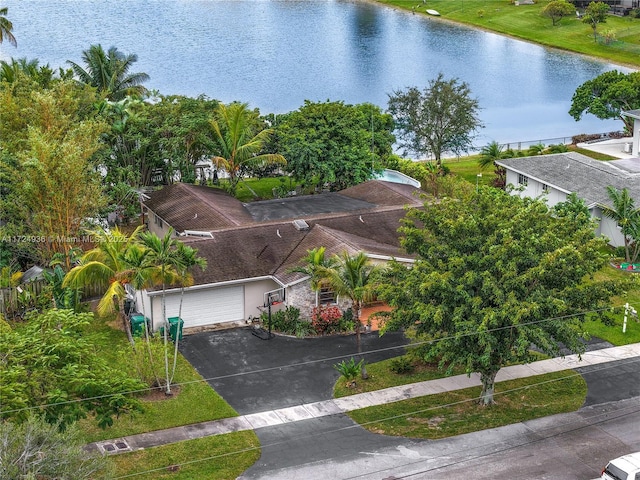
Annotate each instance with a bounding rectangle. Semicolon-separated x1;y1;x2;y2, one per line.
112;357;640;479
2;303;631;415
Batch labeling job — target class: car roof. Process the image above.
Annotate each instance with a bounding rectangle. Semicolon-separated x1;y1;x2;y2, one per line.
611;452;640;472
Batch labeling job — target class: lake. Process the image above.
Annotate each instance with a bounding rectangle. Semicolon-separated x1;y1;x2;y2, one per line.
2;0;631;146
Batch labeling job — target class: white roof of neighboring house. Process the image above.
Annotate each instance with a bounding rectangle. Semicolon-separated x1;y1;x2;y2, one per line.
496;152;640;208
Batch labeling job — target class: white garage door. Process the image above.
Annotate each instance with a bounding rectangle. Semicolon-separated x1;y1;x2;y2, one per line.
162;285;245;328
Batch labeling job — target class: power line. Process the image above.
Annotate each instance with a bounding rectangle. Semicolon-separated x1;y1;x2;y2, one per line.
2;303;630;415
112;357;640;479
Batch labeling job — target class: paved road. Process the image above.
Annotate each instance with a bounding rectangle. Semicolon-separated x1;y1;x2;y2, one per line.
179;330;640;480
246;396;640;480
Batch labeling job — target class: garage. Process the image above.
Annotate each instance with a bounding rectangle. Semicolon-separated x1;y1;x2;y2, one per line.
152;285;245;329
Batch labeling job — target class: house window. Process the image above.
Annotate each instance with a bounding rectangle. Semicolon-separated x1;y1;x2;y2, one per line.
542;183;549;193
154;214;163;229
518;174;529;186
318;287;335;305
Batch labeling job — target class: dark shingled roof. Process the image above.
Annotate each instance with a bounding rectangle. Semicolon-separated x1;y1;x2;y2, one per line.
181;223;307;285
339;180;425;207
275;209;413;285
497;152;640;208
144;180;424;287
145;183;253;232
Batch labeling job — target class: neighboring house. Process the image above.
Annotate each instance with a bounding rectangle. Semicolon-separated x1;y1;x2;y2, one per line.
623;109;640;157
137;180;423;331
496;152;640;247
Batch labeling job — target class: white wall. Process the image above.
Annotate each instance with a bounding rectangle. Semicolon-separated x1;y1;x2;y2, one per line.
244;278;282;319
505;169;626;247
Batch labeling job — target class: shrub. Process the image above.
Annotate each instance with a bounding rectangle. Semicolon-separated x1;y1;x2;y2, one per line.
334;357;364;387
546;143;569;153
311;305;343;335
390;355;415;374
261;306;307;336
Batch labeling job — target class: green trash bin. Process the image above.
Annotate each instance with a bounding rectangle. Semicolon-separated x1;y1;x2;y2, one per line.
130;314;147;337
168;317;184;341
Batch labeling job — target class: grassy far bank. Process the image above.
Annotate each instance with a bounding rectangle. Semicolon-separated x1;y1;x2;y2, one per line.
376;0;640;68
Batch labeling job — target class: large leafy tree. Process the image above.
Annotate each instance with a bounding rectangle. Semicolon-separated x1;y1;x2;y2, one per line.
569;70;640;133
0;309;145;428
379;188;620;405
67;44;149;101
318;251;384;379
0;6;16;46
157;95;219;183
0;415;113;479
541;0;575;25
388;73;483;166
2;79;107;265
582;1;609;41
277;101;395;191
601;186;640;263
210;102;285;196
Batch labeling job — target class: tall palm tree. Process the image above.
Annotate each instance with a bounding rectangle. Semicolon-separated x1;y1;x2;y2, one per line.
67;44;150;101
123;243;166;387
63;226;144;345
210;102;286;195
319;251;383;379
0;7;16;47
168;242;207;384
138;228;181;395
601;186;640;263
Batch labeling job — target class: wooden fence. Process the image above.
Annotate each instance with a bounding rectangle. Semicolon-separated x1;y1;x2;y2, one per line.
0;280;104;318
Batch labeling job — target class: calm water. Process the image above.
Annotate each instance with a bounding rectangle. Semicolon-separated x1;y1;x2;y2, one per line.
2;0;632;145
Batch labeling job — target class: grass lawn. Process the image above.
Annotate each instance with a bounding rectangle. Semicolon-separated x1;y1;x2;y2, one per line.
334;358;467;398
346;371;586;439
76;317;260;479
376;0;640;67
111;432;260;480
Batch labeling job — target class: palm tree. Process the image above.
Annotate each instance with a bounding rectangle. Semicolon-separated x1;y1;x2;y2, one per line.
63;226;144;345
0;7;16;47
601;186;640;263
210;102;286;195
319;252;383;379
168;242;206;385
289;247;337;292
123;243;166;387
137;228;181;395
67;44;150;101
477;141;505;170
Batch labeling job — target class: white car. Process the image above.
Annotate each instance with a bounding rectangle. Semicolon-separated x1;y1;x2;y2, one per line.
601;452;640;480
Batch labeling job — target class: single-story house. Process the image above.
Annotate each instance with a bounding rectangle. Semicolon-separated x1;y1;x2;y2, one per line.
623;109;640;157
496;152;640;247
136;180;424;331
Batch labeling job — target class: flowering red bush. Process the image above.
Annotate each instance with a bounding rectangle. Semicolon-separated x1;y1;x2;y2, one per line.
311;305;343;335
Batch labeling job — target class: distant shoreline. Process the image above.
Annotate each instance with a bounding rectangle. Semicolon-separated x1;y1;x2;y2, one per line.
364;0;638;70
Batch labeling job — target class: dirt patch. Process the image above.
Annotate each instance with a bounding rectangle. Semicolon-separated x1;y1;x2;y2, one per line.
141;385;181;402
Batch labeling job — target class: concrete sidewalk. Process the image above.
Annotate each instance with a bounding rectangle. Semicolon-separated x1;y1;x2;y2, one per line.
86;342;640;455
